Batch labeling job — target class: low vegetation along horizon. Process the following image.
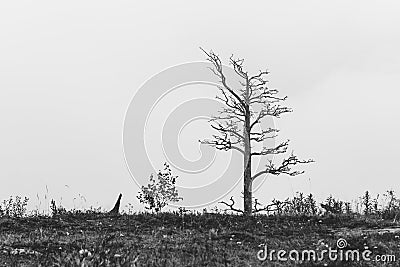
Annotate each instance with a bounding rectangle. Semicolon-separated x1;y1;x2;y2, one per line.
1;188;400;266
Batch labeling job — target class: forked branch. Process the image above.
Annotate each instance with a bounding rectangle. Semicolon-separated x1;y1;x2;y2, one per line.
252;198;290;214
200;47;246;109
252;153;314;181
219;196;244;213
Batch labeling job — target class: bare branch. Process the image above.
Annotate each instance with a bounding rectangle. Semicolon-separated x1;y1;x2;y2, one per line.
249;86;288;104
219;196;244;213
252;198;290;214
250;109;267;129
229;54;248;80
211;122;244;140
200;127;243;152
267;105;292;117
250;128;279;142
215;85;245;113
212;108;245;122
200;133;231;151
252;153;314;181
251;140;289;156
249;105;291;132
200;47;246;109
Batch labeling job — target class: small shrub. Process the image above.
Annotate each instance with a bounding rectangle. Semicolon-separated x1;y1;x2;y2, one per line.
320;195;344;214
0;196;29;217
137;163;183;212
305;193;318;215
284;192;307;215
265;193;318;216
362;190;372;215
372;194;380;215
50;199;67;216
382;190;400;220
344;202;352;214
278;193;318;216
270;199;285;215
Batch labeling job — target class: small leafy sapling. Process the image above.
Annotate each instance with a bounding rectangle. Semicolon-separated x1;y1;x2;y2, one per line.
137;163;183;212
344;202;352;214
362;191;372;215
321;195;344;214
0;196;29;217
50;199;67;216
305;193;318;215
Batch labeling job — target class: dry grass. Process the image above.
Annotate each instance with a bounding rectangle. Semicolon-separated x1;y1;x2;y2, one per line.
0;211;399;266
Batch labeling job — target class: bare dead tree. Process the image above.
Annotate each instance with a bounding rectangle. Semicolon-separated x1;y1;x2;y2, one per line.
200;48;313;215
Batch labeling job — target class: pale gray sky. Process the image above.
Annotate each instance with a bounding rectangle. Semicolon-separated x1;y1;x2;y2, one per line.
1;1;399;212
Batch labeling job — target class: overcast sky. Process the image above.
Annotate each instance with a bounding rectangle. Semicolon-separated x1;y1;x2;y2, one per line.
1;1;399;212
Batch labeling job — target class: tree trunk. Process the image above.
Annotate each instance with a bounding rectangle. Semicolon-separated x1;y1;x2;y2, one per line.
243;107;252;216
243;155;252;215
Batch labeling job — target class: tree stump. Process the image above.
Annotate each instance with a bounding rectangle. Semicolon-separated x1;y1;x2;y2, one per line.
109;193;122;215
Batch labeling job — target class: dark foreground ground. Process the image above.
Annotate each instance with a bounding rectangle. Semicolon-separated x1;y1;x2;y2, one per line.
0;212;399;266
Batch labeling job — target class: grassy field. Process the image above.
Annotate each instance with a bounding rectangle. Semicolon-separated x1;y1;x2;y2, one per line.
0;211;399;266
